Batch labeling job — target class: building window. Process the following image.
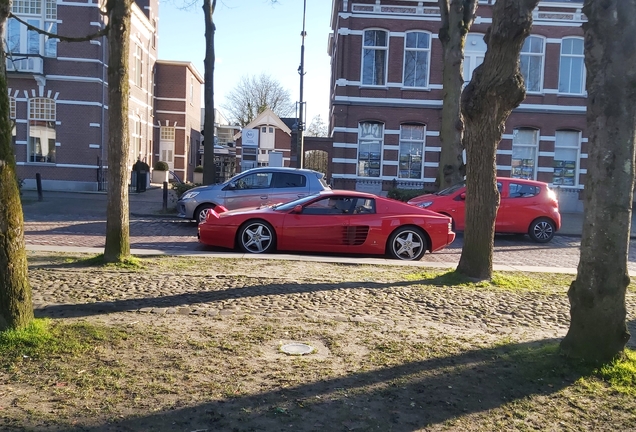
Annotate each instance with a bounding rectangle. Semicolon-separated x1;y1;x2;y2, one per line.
135;44;143;87
520;35;544;93
511;128;538;180
464;34;487;84
398;125;425;179
403;31;430;88
44;21;57;57
559;37;585;95
160;126;175;169
357;122;383;177
12;0;41;15
189;76;194;104
132;116;141;159
8;0;57;61
152;19;157;48
10;97;16;137
553;130;580;186
28;97;56;163
362;30;388;86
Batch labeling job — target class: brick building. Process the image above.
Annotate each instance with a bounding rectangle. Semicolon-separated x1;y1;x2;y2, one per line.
328;0;587;211
8;0;202;191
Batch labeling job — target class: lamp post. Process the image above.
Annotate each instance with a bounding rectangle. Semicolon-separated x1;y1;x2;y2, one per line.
297;0;307;168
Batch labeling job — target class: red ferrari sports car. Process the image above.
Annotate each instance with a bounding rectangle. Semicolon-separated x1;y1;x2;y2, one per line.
198;190;456;261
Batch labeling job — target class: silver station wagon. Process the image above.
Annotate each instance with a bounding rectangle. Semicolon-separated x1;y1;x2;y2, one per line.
177;167;331;223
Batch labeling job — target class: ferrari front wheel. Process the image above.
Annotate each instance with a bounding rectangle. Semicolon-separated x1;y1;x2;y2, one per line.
388;226;427;261
238;220;276;254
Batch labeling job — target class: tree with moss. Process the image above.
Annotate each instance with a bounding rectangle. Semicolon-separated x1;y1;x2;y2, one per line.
560;0;635;363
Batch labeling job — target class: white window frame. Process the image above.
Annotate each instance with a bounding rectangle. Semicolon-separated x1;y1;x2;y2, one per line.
402;31;431;89
27;97;56;164
559;37;586;95
189;76;194;104
553;130;581;187
519;35;545;94
134;44;143;87
361;29;389;87
511;128;539;180
131;116;142;159
398;124;425;180
464;33;487;84
357;122;384;178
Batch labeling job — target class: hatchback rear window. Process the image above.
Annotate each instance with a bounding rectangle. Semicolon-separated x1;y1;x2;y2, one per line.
272;173;307;188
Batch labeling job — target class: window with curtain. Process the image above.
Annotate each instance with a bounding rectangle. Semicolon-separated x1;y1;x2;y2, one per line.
520;36;544;92
28;98;56;163
403;31;430;88
464;34;487;84
511;128;538;180
358;122;384;177
559;38;585;94
398;125;425;179
553;130;580;186
362;30;388;86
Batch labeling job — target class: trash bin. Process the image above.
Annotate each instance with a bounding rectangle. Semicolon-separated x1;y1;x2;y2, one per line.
132;160;150;193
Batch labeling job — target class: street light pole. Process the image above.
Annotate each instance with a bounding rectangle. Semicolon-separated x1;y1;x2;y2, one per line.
297;0;307;169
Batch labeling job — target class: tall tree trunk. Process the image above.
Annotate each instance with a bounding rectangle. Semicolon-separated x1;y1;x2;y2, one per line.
456;0;539;280
0;0;33;330
103;0;131;263
202;0;217;185
437;0;477;189
560;0;635;363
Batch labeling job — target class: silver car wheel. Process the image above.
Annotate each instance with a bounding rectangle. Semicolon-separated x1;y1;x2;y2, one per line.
389;228;426;261
196;205;214;224
530;219;554;243
239;222;275;254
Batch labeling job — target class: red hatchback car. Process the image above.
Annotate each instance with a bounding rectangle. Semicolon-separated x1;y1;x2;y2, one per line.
407;178;561;243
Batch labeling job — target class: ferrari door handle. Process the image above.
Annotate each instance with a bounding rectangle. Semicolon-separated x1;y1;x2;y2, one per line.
260;196;268;199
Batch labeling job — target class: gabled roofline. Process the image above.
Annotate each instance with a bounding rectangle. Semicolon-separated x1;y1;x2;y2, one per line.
233;108;292;140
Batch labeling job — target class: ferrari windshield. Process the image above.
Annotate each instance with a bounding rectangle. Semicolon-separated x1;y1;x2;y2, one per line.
273;194;321;211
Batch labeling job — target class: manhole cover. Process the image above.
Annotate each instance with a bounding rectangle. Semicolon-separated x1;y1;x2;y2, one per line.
280;343;314;355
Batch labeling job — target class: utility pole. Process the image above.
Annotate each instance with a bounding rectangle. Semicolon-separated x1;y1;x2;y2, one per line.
297;0;307;168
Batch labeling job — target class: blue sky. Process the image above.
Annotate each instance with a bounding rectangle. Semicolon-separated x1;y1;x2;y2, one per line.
158;0;333;125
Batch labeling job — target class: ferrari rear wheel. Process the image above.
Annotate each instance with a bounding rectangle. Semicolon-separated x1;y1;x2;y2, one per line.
238;220;276;254
388;226;427;261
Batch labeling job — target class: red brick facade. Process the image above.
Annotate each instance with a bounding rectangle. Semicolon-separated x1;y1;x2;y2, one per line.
328;0;587;211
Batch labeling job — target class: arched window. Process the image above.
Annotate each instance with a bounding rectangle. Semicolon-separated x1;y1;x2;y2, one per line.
464;33;487;84
520;35;545;93
403;31;431;88
511;128;539;180
362;30;388;86
28;97;56;163
358;121;384;177
559;37;585;95
398;124;425;179
553;130;581;186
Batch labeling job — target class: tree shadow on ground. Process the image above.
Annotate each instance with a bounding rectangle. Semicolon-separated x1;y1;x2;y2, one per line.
46;338;593;431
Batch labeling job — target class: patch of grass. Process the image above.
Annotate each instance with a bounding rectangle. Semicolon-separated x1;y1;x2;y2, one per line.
404;269;577;292
0;319;128;367
595;349;636;395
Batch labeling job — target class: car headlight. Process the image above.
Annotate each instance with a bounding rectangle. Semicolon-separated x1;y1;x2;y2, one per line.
417;201;433;208
181;191;200;200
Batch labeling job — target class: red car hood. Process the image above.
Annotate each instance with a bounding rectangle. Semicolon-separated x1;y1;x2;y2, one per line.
407;193;439;205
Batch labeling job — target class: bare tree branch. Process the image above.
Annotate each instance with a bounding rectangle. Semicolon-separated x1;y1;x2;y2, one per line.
8;12;109;42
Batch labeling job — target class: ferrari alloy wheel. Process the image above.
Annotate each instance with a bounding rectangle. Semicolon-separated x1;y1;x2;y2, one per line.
528;218;555;243
238;220;276;254
388;227;427;261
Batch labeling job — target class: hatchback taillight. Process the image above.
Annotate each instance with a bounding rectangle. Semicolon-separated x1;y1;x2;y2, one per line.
546;188;559;207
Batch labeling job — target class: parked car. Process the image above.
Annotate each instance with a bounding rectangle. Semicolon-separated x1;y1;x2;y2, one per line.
198;190;456;261
407;177;561;243
177;167;330;223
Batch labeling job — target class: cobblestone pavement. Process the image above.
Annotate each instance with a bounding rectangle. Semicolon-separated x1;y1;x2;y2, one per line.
29;262;636;349
22;216;636;273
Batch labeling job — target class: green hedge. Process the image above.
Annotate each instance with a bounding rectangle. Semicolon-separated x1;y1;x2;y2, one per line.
387;187;435;202
172;182;198;198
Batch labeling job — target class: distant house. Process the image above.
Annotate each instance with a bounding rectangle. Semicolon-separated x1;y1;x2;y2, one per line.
234;109;293;172
327;0;587;210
